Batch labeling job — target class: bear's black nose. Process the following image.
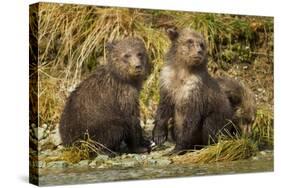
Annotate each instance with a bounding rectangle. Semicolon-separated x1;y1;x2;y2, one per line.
135;65;142;69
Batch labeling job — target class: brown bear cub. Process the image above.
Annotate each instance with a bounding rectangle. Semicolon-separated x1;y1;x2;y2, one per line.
152;28;234;154
217;76;256;136
59;37;151;154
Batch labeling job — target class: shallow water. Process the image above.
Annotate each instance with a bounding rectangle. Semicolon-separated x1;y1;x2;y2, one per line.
38;151;273;186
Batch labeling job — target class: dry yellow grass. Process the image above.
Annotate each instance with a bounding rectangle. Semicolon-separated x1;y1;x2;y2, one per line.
172;137;258;164
30;3;273;163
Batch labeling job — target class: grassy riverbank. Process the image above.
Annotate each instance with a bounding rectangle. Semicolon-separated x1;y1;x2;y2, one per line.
30;3;273;164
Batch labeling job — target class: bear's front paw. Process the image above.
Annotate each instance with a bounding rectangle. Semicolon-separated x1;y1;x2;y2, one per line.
152;128;168;145
141;138;153;147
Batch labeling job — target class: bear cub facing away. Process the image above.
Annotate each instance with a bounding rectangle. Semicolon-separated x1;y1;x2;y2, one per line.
153;28;234;154
59;37;151;154
217;76;256;136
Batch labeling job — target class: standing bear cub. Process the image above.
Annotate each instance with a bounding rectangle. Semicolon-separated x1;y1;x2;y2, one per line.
152;28;234;154
59;37;151;154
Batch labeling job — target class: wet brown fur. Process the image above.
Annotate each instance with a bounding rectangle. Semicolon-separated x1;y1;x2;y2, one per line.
217;76;257;135
59;37;151;154
152;28;234;154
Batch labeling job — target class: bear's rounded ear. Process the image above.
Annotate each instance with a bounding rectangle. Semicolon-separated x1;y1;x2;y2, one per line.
166;27;179;41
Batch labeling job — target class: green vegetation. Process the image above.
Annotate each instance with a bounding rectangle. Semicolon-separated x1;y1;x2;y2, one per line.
32;3;273;164
252;106;274;148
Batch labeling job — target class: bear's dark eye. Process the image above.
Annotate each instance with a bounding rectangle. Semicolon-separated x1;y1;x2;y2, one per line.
186;39;194;44
199;42;205;49
137;52;143;58
124;54;131;58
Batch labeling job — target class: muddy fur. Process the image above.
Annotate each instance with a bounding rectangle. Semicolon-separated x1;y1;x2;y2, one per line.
59;37;151;154
217;76;257;135
152;28;234;154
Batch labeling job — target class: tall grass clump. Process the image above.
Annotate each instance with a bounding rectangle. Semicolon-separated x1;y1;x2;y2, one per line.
252;105;273;148
44;133;116;164
172;136;258;164
60;139;117;164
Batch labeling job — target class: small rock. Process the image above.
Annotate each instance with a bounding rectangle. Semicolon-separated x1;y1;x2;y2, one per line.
132;154;145;161
140;154;148;159
150;152;162;159
39;149;52;156
252;156;259;160
126;154;139;158
147;159;157;165
108;160;122;166
89;161;97;168
42;124;48;129
57;145;64;150
78;160;90;166
46;161;69;168
31;123;36;129
157;159;171;166
48;129;62;146
122;159;137;168
38;126;62;151
120;154;127;159
94;155;109;165
34;127;45;140
97;164;108;169
260;151;267;156
38;161;46;168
